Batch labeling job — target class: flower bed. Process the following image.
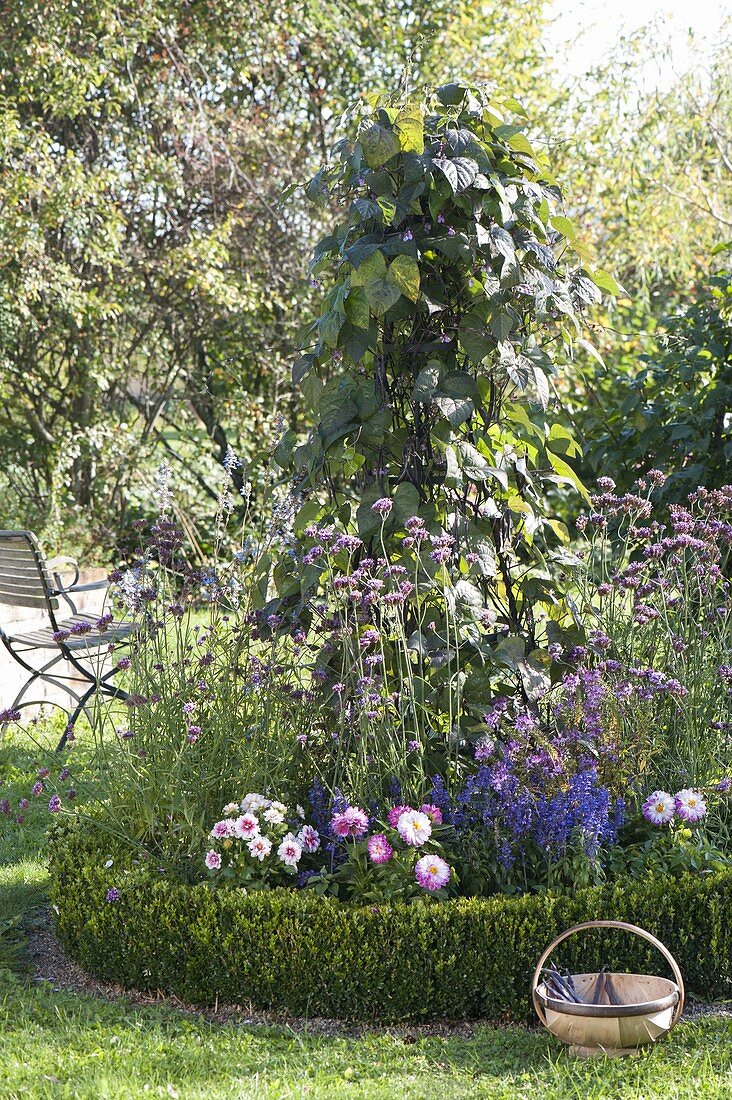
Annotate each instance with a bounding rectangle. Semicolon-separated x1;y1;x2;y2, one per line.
15;84;732;1028
49;823;732;1023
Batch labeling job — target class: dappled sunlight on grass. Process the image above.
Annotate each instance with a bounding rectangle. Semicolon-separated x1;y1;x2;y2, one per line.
1;981;731;1099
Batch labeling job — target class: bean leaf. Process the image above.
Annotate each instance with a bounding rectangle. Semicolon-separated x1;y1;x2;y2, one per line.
433;156;479;194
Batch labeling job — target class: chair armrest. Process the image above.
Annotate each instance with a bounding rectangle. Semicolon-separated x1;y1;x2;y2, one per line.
66;579;109;593
47;556;80;589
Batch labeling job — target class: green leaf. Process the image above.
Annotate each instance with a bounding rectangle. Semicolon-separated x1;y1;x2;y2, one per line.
320;310;342;348
444;444;462;487
548;422;582;458
549;283;575;316
359;123;400;168
305;169;327;205
500;253;523;289
499;344;529;390
572;275;602;307
436;83;467;106
532;365;550;409
433;157;479;194
387;254;420;301
354;377;381;421
394;105;424;154
588;268;624;297
339;445;366;477
376;196;397;224
435;394;474;428
273;428;296;468
350;250;386;286
341;321;375;362
356;485;383;538
523;240;556;272
292;352;316;386
450;579;485;621
293;499;322;534
345;238;381;268
444;127;476;155
456;441;491;480
412;362;444;401
434;233;472;262
422;293;448;315
459;310;493;365
506;401;545;440
364;278;402;316
493;635;525;671
489;310;513;342
490;226;516;261
550;215;576;240
548;518;570;544
466;535;496;577
576;337;606;368
456;158;481;192
319;376;358;439
547;451;591;501
352;197;381;222
494;123;524;142
344;286;370;330
518;650;551;701
507;132;535;156
441;371;479;401
392;481;422;528
300;373;323;412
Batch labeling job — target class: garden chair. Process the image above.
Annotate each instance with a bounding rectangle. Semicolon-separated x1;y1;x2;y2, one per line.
0;530;135;751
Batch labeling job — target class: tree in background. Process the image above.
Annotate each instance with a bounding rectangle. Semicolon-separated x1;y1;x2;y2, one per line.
0;0;548;554
577;261;732;499
0;2;729;552
0;0;313;551
546;26;732;497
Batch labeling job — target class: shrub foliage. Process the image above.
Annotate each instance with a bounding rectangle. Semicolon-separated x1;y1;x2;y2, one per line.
50;824;732;1022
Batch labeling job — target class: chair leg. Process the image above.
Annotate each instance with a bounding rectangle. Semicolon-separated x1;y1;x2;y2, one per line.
55;682;99;752
8;652;69;707
0;651;69;736
0;634;132;751
54;672;130;753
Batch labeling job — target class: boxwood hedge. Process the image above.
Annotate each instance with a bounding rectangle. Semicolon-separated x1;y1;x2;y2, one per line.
49;823;732;1022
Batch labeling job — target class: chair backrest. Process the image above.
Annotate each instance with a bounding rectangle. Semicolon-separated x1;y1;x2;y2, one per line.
0;531;59;611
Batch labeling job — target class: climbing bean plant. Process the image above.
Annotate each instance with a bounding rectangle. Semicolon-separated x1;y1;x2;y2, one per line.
265;82;612;730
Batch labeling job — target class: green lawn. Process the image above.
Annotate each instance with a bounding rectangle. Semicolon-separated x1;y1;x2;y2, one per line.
2;723;732;1100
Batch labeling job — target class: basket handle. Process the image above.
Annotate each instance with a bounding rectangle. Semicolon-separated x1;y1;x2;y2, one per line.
531;920;685;1028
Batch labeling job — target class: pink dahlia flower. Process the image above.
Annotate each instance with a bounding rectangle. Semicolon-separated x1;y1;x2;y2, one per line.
419;803;443;825
331;806;369;838
277;833;303;867
248;835;272;861
367;833;393;864
387;804;414;828
233;813;260;840
205;850;222;870
298;824;321;853
415;854;451;891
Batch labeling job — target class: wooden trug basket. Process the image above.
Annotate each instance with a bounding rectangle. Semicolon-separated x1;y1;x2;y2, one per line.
532;920;685;1058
